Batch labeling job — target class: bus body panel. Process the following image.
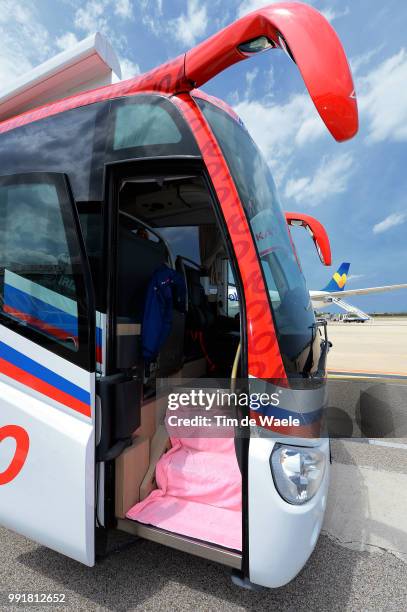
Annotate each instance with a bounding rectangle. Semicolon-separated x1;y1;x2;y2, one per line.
0;326;95;565
248;437;330;588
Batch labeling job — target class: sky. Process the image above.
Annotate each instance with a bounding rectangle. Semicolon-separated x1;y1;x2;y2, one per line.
0;0;406;313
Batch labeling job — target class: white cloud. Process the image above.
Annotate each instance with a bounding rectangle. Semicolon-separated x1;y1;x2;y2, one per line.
320;6;350;23
234;93;326;182
114;0;133;19
72;0;137;61
264;65;275;93
0;0;139;98
119;57;141;80
56;31;79;52
372;212;407;235
347;274;366;283
244;67;259;98
139;0;165;35
74;0;133;36
170;0;208;46
284;154;354;205
75;0;109;34
0;0;51;86
358;48;407;143
350;45;384;76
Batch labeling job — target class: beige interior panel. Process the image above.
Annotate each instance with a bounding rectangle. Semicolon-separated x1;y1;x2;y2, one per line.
115;436;150;518
140;425;171;501
154;393;169;427
119;359;206;514
134;399;157;441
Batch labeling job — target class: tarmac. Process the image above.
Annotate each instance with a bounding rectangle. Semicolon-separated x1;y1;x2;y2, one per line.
322;317;407;600
1;317;407;610
1;523;407;611
327;317;407;376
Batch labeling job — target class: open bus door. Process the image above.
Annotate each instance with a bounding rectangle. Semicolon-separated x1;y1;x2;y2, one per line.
0;173;96;565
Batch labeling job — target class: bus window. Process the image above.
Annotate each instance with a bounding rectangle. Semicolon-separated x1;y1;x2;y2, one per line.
107;96;200;162
197;98;319;376
0;174;92;368
0;102;109;202
114;103;182;149
227;262;239;319
159;226;201;264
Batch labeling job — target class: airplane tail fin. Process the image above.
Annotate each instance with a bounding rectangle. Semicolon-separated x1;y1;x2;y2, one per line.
322;262;350;292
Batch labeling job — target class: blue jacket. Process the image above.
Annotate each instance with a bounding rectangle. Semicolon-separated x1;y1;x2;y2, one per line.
142;264;186;362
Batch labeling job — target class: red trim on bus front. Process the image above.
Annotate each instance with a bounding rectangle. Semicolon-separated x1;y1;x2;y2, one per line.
172;94;286;380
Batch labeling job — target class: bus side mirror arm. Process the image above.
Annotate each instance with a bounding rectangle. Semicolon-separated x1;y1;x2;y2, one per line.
285;212;332;266
184;2;358;142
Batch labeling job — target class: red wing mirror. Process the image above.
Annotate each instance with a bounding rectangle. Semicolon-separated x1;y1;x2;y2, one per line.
285;212;332;266
185;2;358;142
138;3;358;142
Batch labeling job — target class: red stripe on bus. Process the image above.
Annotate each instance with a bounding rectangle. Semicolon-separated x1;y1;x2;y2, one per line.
3;305;77;343
250;411;322;437
0;357;91;418
96;345;102;364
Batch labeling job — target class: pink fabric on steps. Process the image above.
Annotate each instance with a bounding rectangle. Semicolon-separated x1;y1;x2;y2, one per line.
126;436;242;550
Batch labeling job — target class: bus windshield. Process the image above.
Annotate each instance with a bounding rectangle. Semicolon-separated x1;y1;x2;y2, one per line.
196;97;319;377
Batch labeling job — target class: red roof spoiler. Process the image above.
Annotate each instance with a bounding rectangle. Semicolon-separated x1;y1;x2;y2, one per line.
285;212;332;266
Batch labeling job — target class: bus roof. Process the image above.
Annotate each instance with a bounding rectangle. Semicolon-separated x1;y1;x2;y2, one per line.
0;2;358;141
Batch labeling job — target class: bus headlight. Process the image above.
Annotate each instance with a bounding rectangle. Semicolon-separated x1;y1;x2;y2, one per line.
270;444;326;505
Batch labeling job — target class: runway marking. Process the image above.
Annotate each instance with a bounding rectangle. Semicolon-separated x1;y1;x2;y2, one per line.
368;439;407;451
345;438;407;451
328;370;407;380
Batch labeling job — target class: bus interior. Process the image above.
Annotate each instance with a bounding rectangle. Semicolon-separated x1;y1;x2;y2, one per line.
98;169;244;559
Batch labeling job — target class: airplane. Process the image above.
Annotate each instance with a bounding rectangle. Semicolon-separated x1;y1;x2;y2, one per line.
310;262;407;321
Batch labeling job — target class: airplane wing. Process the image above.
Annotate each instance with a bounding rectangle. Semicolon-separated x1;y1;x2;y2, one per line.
328;284;407;298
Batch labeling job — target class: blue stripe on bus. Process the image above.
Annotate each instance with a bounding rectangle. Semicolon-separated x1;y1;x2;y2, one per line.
96;326;102;348
4;284;78;337
0;341;90;405
252;403;323;424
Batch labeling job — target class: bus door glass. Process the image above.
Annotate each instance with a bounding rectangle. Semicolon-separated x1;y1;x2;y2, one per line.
0;173;96;566
196;97;319;376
